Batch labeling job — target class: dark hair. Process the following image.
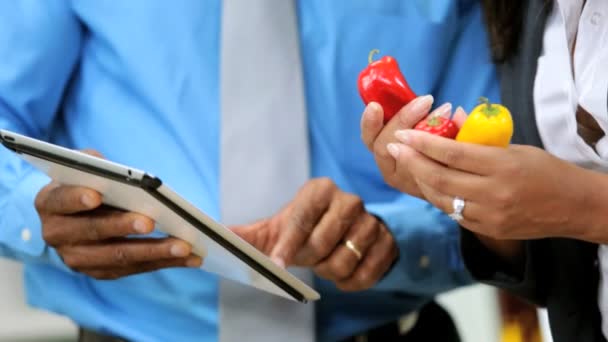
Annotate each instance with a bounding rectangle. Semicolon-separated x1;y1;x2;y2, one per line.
480;0;552;63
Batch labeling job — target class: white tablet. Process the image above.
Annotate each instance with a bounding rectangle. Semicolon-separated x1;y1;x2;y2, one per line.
0;129;319;303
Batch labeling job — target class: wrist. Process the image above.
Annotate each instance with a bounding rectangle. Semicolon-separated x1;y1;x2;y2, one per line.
578;169;608;244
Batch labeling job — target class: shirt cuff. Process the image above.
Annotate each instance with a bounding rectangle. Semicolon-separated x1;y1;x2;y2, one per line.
0;168;70;270
365;201;473;294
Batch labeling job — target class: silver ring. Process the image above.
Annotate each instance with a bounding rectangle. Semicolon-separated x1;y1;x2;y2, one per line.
448;197;466;221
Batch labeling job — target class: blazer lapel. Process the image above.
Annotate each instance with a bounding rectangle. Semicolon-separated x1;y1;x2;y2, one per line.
498;0;553;148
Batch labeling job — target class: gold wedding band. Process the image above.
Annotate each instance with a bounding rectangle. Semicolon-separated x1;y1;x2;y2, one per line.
344;240;363;260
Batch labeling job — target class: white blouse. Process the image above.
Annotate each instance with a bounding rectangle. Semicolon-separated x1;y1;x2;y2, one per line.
533;0;608;338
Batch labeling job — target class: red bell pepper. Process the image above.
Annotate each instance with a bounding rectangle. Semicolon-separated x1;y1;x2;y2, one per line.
414;114;459;139
358;49;417;123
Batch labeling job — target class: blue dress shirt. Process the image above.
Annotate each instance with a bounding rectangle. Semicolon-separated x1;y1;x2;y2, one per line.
0;1;498;341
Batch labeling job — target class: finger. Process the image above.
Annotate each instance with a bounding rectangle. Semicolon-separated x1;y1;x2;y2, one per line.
336;229;398;292
313;214;381;281
371;96;434;196
37;184;103;215
230;219;273;254
397;143;486;200
388;95;435;129
80;149;105;158
79;255;203;280
384;143;425;198
360;102;384;151
270;179;335;266
43;209;155;245
394;129;502;175
452;106;468;128
60;237;196;269
416;181;480;227
294;193;363;266
373;95;434;160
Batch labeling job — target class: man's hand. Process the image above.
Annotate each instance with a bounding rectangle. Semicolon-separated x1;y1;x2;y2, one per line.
37;151;202;280
232;178;398;292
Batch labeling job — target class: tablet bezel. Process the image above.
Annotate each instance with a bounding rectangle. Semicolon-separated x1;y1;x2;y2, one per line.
0;129;318;303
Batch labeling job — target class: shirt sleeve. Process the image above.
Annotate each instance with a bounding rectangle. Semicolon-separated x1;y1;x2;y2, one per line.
432;0;501;109
365;195;473;295
362;1;498;295
0;1;82;270
459;229;549;307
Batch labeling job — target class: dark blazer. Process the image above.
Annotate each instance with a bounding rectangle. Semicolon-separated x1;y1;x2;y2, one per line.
460;0;606;341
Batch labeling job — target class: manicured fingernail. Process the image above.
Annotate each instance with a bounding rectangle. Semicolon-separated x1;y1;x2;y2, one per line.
432;103;452;118
186;256;203;268
363;102;381;121
387;143;400;158
410;95;434;114
395;130;410;144
81;194;96;208
271;257;286;269
133;219;151;234
454;106;467;118
171;243;189;257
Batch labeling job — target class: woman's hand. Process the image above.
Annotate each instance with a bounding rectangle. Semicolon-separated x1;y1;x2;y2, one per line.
386;129;604;242
360;95;467;199
360;95;435;198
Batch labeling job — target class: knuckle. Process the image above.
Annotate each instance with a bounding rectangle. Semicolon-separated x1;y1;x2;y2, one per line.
308;238;331;261
112;247;130;266
85;216;101;241
336;282;355;292
34;194;46;213
290;211;312;234
312;177;335;191
342;194;364;214
365;219;381;240
41;220;62;245
329;260;350;280
442;147;463;166
493;189;516;210
427;169;448;190
355;270;373;288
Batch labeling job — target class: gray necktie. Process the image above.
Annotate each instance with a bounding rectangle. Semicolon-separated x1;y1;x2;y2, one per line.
219;1;314;341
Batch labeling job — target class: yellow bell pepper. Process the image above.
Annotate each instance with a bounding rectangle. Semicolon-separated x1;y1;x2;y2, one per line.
455;97;513;148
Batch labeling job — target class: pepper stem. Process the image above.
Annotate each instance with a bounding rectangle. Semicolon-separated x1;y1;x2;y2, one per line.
368;49;380;65
478;96;499;117
426;113;442;127
479;96;491;110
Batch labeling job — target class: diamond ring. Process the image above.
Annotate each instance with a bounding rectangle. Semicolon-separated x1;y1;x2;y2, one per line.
448;196;466;221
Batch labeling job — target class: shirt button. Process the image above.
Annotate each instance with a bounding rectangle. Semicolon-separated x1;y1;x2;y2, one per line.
591;12;602;26
419;255;430;268
21;228;32;242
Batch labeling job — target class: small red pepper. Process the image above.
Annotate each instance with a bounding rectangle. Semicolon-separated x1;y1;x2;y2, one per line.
414;114;459;139
358;49;417;123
